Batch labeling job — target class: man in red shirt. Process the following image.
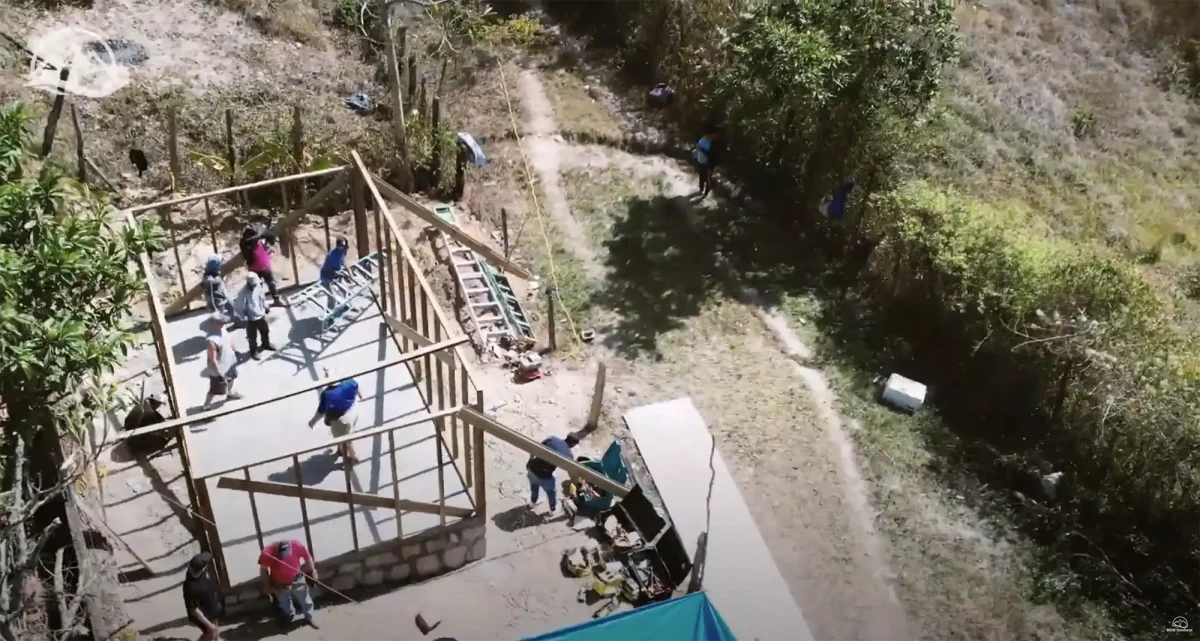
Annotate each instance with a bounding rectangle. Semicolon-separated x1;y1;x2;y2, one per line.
258;540;319;629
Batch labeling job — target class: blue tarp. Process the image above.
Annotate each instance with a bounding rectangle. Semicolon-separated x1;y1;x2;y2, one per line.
522;593;736;641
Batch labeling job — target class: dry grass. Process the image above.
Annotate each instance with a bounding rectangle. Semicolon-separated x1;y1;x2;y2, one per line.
937;0;1200;266
539;66;624;140
219;0;334;48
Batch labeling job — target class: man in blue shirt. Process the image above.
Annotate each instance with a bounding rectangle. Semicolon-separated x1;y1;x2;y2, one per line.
319;238;350;310
526;434;579;515
309;374;362;465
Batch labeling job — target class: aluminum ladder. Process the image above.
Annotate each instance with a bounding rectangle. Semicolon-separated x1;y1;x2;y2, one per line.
432;205;533;345
289;252;382;330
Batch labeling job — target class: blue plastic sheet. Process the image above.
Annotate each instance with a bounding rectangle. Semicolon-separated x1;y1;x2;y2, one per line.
523;592;736;641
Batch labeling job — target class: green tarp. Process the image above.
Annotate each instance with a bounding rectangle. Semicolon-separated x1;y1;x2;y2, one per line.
522;593;736;641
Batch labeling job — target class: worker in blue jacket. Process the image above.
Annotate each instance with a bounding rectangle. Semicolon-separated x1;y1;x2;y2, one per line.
309;372;362;465
319;238;350;310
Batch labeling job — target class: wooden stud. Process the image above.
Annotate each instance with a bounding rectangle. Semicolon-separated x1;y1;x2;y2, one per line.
384;21;409;184
461;364;471;488
344;452;359;551
351;170;370;259
422;300;433;401
586;362;607;430
282;185;300;285
448;366;458;459
435;416;447;527
293;454;315;559
195;480;231;590
167;107;180;188
385;223;397;313
373;195;387;313
407;262;422;382
159;207;189;306
203;198;218;254
388;430;403;537
472;390;486;515
215;476;473;517
124;166;346;215
244;467;264;551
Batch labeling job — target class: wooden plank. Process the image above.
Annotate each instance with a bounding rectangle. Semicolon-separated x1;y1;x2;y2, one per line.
200;405;464;479
369;173;533;279
457;407;629;498
472;391;486;514
118;335;469;441
244;468;264;550
381;313;455;366
216;477;473;517
435;417;447;527
125;165;346;214
388;430;403;537
159;207;188;304
586;362;607;429
292;454;315;559
625;398;815;641
344;456;359;550
162;172;348;314
352;168;370;258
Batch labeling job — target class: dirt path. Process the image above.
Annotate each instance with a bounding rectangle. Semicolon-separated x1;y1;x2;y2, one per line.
515;69;605;280
521;68;913;639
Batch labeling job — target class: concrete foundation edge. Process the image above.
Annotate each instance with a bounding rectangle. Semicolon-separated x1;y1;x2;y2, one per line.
222;517;487;615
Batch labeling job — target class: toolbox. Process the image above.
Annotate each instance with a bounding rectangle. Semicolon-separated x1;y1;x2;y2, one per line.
612;485;693;604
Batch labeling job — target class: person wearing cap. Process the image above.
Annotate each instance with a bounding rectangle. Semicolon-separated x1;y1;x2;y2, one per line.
183;551;222;640
201;255;239;324
237;272;275;360
202;313;242;409
259;539;319;629
240;224;286;308
308;374;362;465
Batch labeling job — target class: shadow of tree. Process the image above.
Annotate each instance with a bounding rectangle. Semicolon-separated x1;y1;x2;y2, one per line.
591;196;735;360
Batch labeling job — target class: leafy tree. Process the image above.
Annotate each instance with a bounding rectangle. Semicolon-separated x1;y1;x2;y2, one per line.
0;102;159;640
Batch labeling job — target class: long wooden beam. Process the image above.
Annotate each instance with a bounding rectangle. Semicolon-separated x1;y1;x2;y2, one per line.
124;166;347;214
382;312;456;367
163;172;349;315
115;336;468;441
216;477;473;518
199;405;464;479
457;407;630;498
368;172;533;279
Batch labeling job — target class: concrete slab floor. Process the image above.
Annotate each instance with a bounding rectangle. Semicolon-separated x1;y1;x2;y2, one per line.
166;296;471;587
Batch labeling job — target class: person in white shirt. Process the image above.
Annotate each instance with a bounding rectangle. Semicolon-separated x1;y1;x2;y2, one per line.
202;312;242;409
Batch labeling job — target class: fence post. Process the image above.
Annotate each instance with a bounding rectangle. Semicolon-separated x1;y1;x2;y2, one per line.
40;68;70;158
292;105;307;207
167;107;181;190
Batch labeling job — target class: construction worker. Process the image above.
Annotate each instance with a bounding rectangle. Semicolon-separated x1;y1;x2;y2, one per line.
201;313;242;409
308;372;363;465
201;255;238;324
526;434;579;515
182;552;222;641
237;272;275;360
693;125;724;200
258;539;319;629
319;237;350;309
239;224;285;307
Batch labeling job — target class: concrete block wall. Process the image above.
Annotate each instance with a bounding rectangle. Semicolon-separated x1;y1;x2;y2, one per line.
222;517;487;615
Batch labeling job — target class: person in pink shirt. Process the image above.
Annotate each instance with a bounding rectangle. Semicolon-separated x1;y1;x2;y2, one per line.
259;539;318;629
239;224;286;307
